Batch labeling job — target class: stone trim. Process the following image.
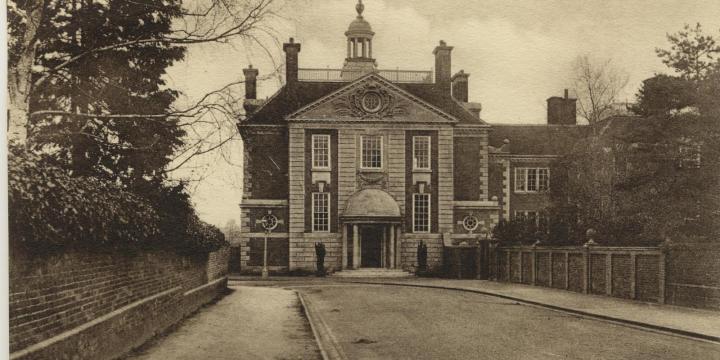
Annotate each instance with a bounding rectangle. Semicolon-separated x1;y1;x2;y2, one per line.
287;73;465;124
453;200;501;209
239;199;288;208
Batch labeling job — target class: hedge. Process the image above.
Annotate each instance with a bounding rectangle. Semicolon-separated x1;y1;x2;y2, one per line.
8;146;226;253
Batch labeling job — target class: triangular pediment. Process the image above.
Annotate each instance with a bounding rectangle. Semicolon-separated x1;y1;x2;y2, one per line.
287;73;458;123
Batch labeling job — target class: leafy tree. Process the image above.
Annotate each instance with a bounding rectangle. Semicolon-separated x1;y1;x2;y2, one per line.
550;23;720;245
8;0;278;168
630;74;697;116
27;0;186;189
656;23;720;82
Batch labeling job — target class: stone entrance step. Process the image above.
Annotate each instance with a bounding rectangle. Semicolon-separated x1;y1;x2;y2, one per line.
332;268;413;278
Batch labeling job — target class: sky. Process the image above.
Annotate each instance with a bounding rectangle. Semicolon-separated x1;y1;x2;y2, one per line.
164;0;720;228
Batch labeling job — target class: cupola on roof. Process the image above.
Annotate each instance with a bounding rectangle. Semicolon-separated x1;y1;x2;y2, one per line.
345;0;374;38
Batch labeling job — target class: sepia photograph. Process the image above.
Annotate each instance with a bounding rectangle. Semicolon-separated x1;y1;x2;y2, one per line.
4;0;720;359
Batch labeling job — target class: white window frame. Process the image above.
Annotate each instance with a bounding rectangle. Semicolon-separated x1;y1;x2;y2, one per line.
413;136;431;171
312;192;330;232
412;193;431;233
360;135;383;170
515;167;550;193
311;134;331;170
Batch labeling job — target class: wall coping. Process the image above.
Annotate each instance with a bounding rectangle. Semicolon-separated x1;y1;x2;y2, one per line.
498;245;661;253
183;276;228;297
10;286;182;360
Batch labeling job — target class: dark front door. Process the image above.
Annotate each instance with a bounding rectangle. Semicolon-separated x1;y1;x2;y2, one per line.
361;226;382;268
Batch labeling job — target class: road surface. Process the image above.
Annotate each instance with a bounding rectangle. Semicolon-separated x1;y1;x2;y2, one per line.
296;283;720;360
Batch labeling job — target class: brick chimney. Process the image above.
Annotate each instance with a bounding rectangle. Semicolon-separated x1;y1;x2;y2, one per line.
283;38;301;87
547;89;577;125
243;65;259;100
451;70;469;102
433;40;453;94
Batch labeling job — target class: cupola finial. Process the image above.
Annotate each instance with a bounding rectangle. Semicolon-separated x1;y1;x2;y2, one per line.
356;0;364;18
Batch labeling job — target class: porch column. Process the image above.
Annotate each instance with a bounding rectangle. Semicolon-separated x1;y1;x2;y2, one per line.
353;224;360;269
381;227;386;268
389;224;396;269
342;224;348;269
395;226;402;268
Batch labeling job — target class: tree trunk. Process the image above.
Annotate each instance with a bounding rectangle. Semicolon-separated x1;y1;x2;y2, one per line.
8;0;44;145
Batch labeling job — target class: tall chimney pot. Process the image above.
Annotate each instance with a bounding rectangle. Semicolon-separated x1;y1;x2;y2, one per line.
283;37;301;87
547;89;577;125
243;64;259;100
433;40;454;95
451;70;470;102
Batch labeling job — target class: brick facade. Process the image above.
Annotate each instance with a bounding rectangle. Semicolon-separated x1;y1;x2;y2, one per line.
9;247;229;359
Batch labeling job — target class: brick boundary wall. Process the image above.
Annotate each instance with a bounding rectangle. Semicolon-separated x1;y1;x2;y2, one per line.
489;242;720;310
9;246;230;360
491;245;665;303
665;242;720;310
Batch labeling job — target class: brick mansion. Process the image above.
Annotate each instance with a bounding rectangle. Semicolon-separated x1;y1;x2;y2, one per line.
236;1;588;274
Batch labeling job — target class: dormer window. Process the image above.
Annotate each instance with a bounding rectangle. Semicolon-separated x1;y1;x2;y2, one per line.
361;135;383;169
413;136;431;170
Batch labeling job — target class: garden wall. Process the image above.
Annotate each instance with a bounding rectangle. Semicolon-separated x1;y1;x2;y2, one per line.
665;242;720;310
490;242;720;310
492;245;665;303
9;246;230;360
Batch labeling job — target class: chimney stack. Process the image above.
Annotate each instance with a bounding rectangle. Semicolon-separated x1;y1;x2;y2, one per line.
243;65;259;100
547;88;577;125
433;40;453;94
451;70;469;102
283;38;301;87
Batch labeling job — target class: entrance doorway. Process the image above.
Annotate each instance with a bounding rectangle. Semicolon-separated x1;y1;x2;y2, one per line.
360;225;382;268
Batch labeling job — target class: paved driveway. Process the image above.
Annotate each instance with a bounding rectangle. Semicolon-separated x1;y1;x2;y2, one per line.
296;284;720;360
125;285;321;360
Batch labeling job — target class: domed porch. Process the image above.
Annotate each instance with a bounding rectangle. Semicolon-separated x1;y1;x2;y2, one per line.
341;189;402;270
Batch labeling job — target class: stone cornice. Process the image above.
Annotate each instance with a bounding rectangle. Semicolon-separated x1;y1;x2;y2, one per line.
453;200;501;209
287;73;461;124
239;199;288;208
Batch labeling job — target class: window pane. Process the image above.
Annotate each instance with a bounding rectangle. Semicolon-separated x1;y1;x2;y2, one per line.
538;168;549;191
527;168;537;191
679;144;701;168
413;136;430;169
413;193;430;233
527;211;537;224
361;136;382;168
515;168;526;191
312;135;329;168
312;193;330;232
538;212;549;231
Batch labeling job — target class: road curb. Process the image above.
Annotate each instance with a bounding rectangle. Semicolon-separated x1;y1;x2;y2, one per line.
297;292;347;360
341;280;720;344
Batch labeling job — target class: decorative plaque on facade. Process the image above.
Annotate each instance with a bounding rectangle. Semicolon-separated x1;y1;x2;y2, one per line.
332;80;409;119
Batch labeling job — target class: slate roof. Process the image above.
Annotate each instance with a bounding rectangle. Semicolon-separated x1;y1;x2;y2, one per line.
242;80;482;125
488;124;591;155
245;82;346;125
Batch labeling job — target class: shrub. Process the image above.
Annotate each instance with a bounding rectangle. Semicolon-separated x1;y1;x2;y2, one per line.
9;146;227;254
8;146;159;252
416;241;428;276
